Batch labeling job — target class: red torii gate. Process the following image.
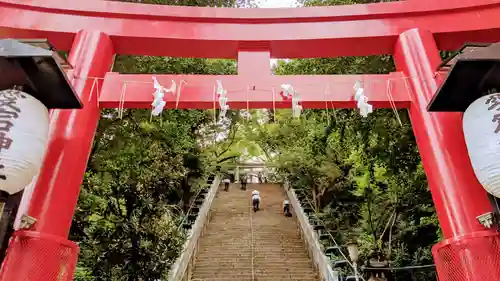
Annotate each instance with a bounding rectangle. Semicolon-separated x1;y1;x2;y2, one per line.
1;0;500;280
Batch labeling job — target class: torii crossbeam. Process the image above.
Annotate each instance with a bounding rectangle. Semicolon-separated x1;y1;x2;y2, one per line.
99;51;411;109
99;72;411;109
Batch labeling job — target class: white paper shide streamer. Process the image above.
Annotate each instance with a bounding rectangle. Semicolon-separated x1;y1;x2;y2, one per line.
0;89;49;195
280;84;302;118
291;94;302;118
280;84;294;99
151;77;176;116
463;93;500;198
217;80;230;122
353;81;373;117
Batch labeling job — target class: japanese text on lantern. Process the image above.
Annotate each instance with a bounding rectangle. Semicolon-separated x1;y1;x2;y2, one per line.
485;94;500;133
0;90;25;180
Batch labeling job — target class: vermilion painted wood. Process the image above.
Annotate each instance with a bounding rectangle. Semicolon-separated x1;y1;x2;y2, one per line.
98;72;411;109
1;0;500;58
27;31;115;238
98;50;409;109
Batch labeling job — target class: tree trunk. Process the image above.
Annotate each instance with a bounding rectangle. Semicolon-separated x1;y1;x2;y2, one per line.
312;186;319;212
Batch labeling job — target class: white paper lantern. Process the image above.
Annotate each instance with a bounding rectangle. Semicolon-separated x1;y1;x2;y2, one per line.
0;89;49;195
463;93;500;198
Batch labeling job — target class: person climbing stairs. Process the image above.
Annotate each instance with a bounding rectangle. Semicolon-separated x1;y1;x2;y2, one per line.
190;183;318;281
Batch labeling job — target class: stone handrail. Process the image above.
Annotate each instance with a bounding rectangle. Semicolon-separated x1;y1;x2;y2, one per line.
283;182;338;281
167;174;221;281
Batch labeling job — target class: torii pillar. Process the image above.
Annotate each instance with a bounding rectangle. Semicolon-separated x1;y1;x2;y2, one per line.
0;30;115;281
394;28;500;281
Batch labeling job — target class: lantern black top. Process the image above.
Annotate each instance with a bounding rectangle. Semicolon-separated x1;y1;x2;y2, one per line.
428;43;500;112
0;39;82;109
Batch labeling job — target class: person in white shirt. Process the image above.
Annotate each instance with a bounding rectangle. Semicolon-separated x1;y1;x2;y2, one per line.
223;178;230;192
251;190;261;212
283;199;291;217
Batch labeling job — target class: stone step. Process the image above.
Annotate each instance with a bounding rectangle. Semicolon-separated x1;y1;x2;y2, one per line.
195;254;311;260
197;249;309;255
200;234;301;238
191;272;317;278
193;265;316;270
198;242;305;247
197;246;307;250
193;267;316;274
195;254;311;261
194;260;316;266
198;247;307;251
192;278;317;281
196;244;306;249
190;184;318;281
195;257;312;268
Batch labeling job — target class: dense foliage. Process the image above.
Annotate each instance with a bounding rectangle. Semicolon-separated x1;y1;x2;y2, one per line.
72;0;440;280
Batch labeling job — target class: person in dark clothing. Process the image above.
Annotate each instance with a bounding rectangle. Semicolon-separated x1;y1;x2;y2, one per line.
223;178;230;191
240;175;247;190
283;199;291;217
252;190;260;212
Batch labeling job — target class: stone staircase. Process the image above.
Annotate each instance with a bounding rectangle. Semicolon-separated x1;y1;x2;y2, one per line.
190;183;318;281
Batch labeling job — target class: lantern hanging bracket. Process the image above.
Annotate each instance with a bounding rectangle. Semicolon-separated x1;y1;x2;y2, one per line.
477;212;495;228
0;38;81;109
18;214;37;230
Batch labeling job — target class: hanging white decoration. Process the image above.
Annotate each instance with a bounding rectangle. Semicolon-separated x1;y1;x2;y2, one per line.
0;89;49;195
219;104;229;120
216;80;230;122
216;80;225;97
353;81;363;100
463;92;500;198
357;95;373;118
280;84;295;99
151;77;176;117
151;98;166;117
280;83;302;118
219;95;228;109
353;81;373;118
291;93;302;118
